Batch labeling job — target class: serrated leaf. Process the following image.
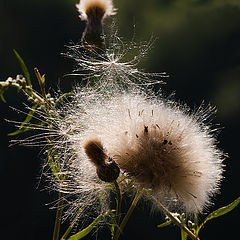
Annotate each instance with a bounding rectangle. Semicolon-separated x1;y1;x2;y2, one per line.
157;220;172;228
13;49;31;87
67;211;110;240
8;104;38;136
196;197;240;235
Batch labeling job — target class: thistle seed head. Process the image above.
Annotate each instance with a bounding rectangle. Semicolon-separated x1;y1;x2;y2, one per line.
72;92;225;213
76;0;115;49
76;0;115;21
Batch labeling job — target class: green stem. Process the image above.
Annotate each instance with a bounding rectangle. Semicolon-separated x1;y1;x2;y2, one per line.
53;191;64;240
9;83;44;104
151;197;200;240
61;205;86;240
112;180;122;239
113;187;141;240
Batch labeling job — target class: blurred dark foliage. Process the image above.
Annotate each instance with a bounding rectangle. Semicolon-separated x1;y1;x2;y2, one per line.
0;0;239;239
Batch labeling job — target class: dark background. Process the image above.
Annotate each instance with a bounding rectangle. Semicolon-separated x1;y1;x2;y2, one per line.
0;0;239;239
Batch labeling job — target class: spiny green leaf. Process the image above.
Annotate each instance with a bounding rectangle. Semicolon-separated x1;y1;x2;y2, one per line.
8;104;38;136
13;49;31;87
196;197;240;235
67;211;111;240
157;220;172;228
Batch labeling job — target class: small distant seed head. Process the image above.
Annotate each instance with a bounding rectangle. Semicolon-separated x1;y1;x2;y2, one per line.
76;0;115;49
76;0;114;20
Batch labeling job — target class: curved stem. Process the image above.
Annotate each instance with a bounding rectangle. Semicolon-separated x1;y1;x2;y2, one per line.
151;197;200;240
61;204;86;240
113;180;122;239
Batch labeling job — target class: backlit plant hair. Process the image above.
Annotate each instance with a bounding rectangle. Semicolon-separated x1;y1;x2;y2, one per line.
1;1;239;240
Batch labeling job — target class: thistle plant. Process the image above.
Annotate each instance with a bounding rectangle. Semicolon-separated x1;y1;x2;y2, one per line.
1;1;239;240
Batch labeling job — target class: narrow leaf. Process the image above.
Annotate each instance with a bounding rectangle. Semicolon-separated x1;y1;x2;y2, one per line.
8;126;32;136
0;93;6;103
53;191;64;240
19;104;38;129
8;121;45;136
48;152;60;181
46;138;60;181
8;104;38;136
197;197;240;234
157;220;172;228
181;228;188;240
61;205;86;240
13;49;31;87
67;211;110;240
41;74;45;84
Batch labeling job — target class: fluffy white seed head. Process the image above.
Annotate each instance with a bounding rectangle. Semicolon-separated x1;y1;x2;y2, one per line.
57;90;224;213
11;87;224;216
76;0;115;20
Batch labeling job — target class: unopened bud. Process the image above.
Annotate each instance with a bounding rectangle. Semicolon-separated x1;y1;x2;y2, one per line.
83;137;105;166
84;137;120;182
96;157;120;182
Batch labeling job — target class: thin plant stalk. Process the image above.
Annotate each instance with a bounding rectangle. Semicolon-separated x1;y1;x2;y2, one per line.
61;204;86;240
151;197;200;240
53;153;76;240
112;180;122;239
53;191;64;240
113;187;142;240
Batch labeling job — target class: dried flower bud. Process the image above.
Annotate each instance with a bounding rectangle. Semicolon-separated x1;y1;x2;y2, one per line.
96;157;120;182
84;137;120;182
83;137;105;166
